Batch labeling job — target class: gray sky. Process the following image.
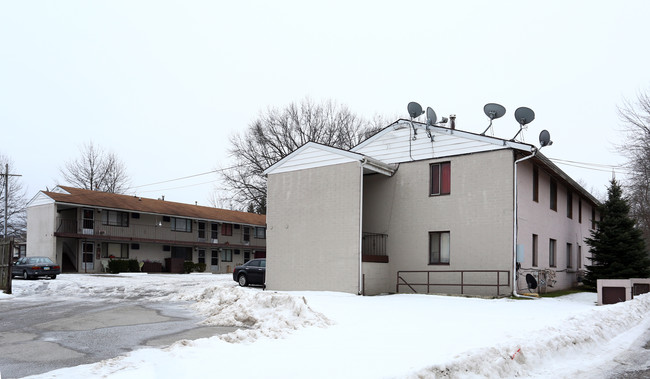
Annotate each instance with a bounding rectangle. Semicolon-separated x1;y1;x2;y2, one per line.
2;1;649;206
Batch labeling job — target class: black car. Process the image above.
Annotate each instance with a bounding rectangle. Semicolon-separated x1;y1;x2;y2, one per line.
233;258;265;287
12;256;61;280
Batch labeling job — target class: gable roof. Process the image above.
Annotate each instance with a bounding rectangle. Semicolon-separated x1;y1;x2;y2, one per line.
263;141;397;176
32;186;266;226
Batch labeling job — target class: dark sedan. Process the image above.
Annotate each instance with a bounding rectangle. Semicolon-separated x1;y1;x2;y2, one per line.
12;256;60;280
233;258;265;287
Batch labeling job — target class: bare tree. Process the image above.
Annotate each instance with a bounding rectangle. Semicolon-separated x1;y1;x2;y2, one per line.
618;90;650;246
60;141;130;193
0;154;27;240
220;98;385;214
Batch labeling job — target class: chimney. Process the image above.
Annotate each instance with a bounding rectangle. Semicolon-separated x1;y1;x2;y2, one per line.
449;114;456;130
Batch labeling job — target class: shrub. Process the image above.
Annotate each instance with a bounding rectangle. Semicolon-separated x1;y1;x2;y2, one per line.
195;262;206;272
108;259;130;274
183;261;196;274
128;260;140;272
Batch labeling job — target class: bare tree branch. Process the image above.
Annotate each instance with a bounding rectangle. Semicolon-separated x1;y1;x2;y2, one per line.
0;154;27;240
59;141;130;194
218;98;384;214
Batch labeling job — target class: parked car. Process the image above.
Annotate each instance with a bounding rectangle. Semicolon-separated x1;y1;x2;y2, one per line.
233;258;265;287
12;256;60;280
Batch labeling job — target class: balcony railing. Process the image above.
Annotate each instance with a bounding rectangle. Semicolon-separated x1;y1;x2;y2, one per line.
362;233;388;263
55;219;215;245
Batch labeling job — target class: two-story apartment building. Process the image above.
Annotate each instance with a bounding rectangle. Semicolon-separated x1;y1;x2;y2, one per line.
26;186;266;274
262;119;599;296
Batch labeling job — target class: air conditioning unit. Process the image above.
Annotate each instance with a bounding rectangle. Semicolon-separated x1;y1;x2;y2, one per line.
212;239;219;244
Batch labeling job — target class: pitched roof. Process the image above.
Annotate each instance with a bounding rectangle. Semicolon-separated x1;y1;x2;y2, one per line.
40;186;266;226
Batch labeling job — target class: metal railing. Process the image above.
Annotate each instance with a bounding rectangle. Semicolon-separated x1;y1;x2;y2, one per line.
396;270;511;296
362;233;387;256
55;218;209;245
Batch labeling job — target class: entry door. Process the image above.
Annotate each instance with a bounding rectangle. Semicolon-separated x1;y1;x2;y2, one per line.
82;242;94;271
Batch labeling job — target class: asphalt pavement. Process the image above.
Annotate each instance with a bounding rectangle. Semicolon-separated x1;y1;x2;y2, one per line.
0;297;237;378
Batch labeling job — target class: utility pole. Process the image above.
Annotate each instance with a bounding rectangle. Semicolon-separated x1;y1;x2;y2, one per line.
2;164;22;238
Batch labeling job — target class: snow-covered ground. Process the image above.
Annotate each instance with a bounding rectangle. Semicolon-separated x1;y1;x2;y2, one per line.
2;273;650;379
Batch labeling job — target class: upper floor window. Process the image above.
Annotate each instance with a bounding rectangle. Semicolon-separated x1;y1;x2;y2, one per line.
222;223;233;236
566;188;573;219
243;226;250;242
550;179;557;211
171;217;192;232
591;208;597;229
198;222;206;239
430;162;451;196
102;210;129;227
255;227;266;239
429;231;450;265
211;223;219;239
532;166;539;202
578;198;582;223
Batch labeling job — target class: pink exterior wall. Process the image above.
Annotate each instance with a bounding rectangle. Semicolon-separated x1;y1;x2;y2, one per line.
516;159;598;292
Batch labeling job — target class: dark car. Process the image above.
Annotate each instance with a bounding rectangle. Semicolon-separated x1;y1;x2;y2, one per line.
12;256;61;280
233;258;265;287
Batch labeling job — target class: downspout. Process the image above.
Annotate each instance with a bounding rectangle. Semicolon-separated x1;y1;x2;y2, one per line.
359;159;366;295
513;149;538;299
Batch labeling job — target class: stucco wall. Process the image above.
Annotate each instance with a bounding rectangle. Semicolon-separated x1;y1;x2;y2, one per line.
516;160;598;292
363;149;515;296
26;203;57;262
266;162;362;294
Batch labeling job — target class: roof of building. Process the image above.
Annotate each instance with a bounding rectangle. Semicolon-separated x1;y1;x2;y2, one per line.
35;186;266;226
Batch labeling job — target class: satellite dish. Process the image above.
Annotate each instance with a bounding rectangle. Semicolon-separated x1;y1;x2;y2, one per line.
539;129;553;147
407;102;424;119
526;274;538;291
514;107;535;126
484;103;506;120
481;103;506;135
426;107;437;125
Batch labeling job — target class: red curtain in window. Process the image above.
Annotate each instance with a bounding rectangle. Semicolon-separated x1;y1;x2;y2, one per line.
441;162;451;195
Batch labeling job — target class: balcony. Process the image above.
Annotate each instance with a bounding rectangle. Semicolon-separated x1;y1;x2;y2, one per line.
54;219;218;247
362;233;388;263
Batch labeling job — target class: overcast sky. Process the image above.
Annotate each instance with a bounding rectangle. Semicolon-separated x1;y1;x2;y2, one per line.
2;1;649;206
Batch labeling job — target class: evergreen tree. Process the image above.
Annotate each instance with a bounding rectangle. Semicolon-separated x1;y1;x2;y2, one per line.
584;179;650;288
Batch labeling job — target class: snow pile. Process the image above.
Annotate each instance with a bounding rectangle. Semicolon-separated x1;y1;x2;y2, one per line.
414;293;650;378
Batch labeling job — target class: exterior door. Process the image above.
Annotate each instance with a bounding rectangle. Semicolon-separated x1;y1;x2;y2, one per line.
82;242;94;271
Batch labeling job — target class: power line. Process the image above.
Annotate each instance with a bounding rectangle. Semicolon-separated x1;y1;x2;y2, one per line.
546;157;631;174
131;164;245;189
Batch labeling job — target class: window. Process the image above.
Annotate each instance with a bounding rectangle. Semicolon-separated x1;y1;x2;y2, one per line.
577;245;582;269
566;243;573;268
532;234;538;267
211;223;219;239
244;250;251;263
130;243;140;250
198;249;205;264
430;162;451;196
198;222;206;239
131;212;140;219
221;248;233;262
82;209;94;229
550;179;557;211
591;208;596;229
221;223;233;236
429;231;450;265
243;227;250;242
104;242;128;258
102;210;129;227
255;227;266;239
163;216;171;222
211;250;219;266
549;239;557;267
578;198;582;223
171;217;192;232
532;166;539;202
566;188;573;219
